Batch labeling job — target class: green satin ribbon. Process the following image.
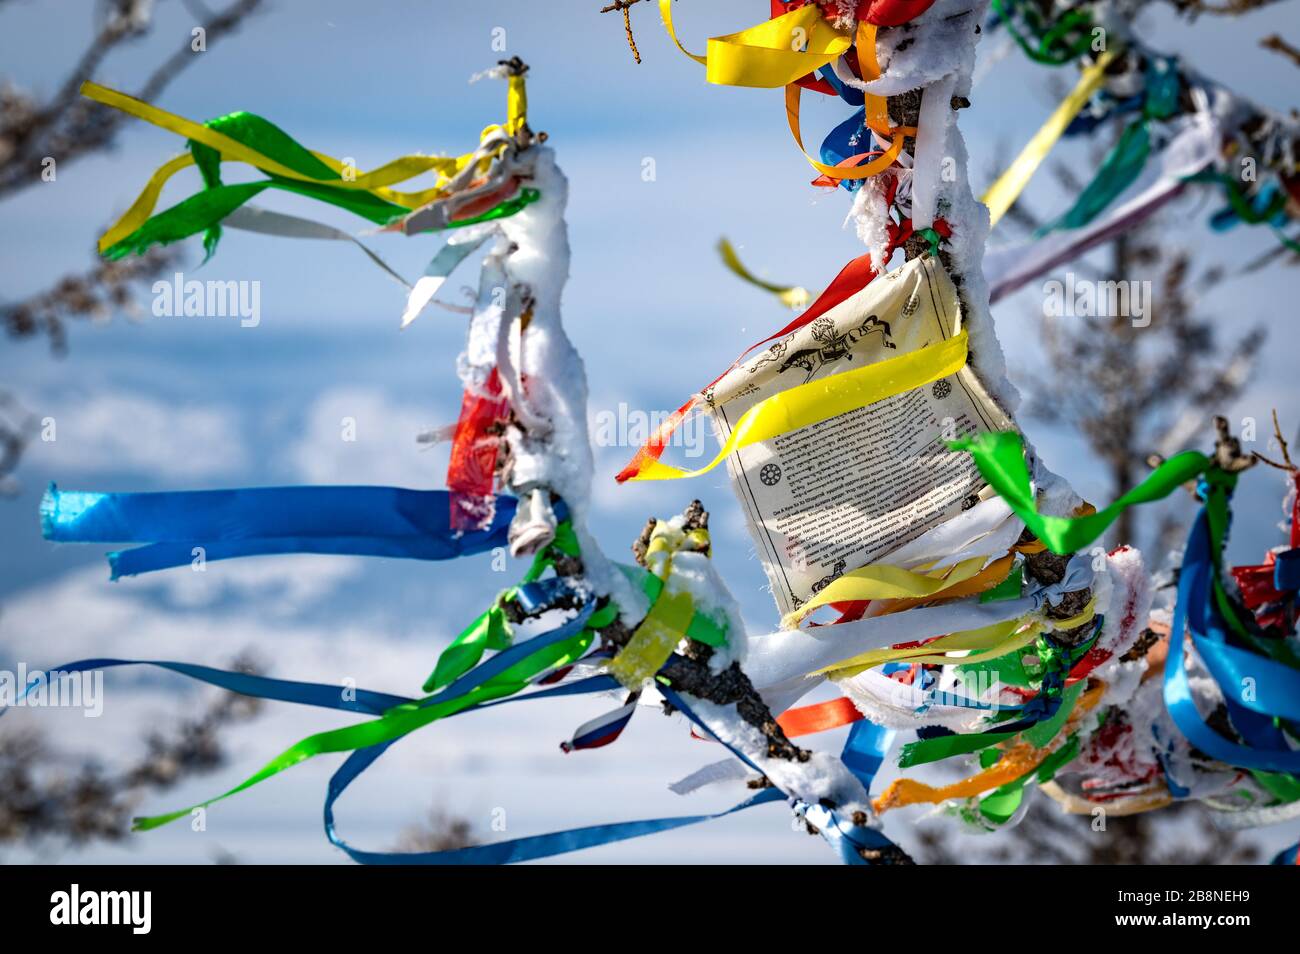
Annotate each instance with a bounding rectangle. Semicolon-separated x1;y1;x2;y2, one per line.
1046;119;1151;234
992;0;1097;66
950;431;1210;555
133;620;595;832
975;734;1080;825
898;680;1085;768
424;521;584;693
104;110;535;260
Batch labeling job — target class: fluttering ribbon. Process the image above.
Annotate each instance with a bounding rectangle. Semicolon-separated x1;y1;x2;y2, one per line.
990;0;1099;67
616;248;883;482
981;48;1118;228
41;484;523;578
81;76;530;260
952;430;1208;555
717;237;810;309
1164;476;1300;774
659;1;851;89
132;599;599;831
626;328;968;481
784;553;1010;628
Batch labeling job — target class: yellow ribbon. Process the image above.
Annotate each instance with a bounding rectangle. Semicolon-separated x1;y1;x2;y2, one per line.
785;555;993;628
717;237;810;309
785;83;913;180
627;329;969;481
659;1;851;88
821;592;1099;680
980;49;1118;228
822;618;1039;680
81;80;511;252
608;519;710;687
607;589;696;688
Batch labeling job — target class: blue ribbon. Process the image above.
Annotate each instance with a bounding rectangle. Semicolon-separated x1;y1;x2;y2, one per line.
1;657;412;717
41;484;527;578
1276;548;1300;593
820;107;869;193
1164;507;1300;773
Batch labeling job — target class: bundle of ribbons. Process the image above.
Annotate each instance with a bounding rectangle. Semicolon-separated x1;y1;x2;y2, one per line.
707;0;1299;308
15;2;1300;864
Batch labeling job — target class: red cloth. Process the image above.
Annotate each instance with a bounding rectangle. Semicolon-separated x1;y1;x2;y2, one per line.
447;369;510;531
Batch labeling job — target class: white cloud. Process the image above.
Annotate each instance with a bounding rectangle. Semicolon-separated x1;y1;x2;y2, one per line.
23;390;247;480
286;387;445;488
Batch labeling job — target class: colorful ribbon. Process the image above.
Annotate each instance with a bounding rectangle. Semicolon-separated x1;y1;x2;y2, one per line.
952;430;1208;555
981;48;1118;228
626;329;968;481
41;484;522;578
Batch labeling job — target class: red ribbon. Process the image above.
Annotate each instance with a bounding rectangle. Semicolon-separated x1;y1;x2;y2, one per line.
447;369;511;531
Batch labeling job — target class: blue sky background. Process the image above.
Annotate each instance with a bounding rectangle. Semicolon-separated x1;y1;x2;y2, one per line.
1;0;1298;864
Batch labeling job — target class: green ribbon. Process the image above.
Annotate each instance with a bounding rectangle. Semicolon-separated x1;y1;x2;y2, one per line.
423;520;586;693
976;734;1081;825
992;0;1097;66
133;620;594;832
899;675;1086;768
950;430;1210;555
1046;119;1151;234
104;110;537;260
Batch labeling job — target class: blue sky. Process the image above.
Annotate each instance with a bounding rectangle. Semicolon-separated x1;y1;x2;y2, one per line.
2;0;1299;863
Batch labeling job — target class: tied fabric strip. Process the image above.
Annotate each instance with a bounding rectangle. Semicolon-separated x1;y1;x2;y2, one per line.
658;1;851;89
981;49;1118;228
1164;482;1300;774
41;484;520;578
616;249;882;482
626;329;968;481
952;431;1209;555
80;80;528;259
132;601;598;831
0;657;412;719
785;552;1011;627
717;237;810;309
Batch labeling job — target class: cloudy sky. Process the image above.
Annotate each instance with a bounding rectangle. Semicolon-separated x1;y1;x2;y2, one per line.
1;0;1298;864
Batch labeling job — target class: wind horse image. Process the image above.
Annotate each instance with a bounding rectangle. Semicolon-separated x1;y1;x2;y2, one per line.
12;0;1300;866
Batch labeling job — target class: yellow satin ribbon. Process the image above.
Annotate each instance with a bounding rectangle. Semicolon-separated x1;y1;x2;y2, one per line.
822;618;1039;680
717;237;810;309
607;589;695;688
864;553;1018;616
658;3;909;181
82;79;520;252
785;555;993;628
659;0;851;87
980;48;1118;227
627;329;969;481
821;592;1098;680
608;519;708;687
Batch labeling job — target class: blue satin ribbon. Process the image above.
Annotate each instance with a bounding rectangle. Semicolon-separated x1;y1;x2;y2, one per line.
1276;548;1300;592
1165;506;1300;773
1272;841;1299;865
841;720;893;790
1;657;411;717
659;682;903;864
41;484;529;578
820;107;869;193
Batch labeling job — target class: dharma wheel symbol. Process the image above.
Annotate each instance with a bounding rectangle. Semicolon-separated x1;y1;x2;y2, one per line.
932;379;952;399
759;463;782;486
